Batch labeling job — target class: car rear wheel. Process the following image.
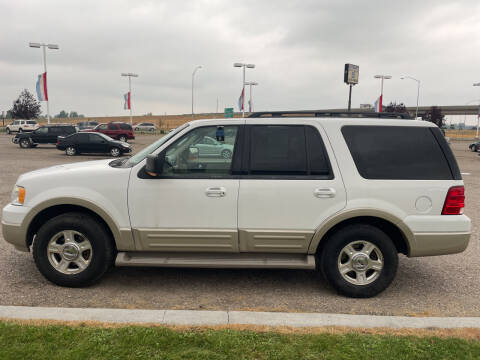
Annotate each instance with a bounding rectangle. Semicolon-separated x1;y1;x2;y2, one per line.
110;147;121;157
32;212;115;287
6;128;10;135
149;128;154;132
119;135;127;142
471;145;478;152
65;146;77;156
18;128;23;133
19;138;31;148
320;224;398;298
221;149;232;159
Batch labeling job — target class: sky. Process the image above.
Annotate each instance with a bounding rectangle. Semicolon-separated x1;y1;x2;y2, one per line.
1;0;480;123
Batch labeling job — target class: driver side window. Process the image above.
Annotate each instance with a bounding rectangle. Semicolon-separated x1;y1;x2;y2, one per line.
163;126;238;177
36;127;48;135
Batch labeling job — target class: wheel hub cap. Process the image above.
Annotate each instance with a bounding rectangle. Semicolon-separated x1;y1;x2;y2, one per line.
62;243;80;261
351;253;369;271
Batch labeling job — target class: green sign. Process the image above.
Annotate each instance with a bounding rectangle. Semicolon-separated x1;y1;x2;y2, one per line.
224;107;234;118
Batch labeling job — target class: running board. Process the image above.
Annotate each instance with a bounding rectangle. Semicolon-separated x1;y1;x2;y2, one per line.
115;252;316;270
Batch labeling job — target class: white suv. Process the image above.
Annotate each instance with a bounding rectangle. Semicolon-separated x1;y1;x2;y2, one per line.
6;119;40;134
1;112;471;298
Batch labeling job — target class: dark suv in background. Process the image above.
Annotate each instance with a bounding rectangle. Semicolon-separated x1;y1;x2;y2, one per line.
13;124;77;148
82;122;135;142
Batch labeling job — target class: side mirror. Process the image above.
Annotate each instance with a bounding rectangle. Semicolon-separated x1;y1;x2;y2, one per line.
146;152;166;177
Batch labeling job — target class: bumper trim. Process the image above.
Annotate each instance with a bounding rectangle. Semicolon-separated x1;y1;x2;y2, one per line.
410;232;470;257
1;221;28;252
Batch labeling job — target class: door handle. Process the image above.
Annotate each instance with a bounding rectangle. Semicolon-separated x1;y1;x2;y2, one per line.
205;187;226;197
314;188;336;198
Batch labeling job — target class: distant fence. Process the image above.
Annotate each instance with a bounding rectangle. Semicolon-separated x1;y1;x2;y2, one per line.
445;130;478;140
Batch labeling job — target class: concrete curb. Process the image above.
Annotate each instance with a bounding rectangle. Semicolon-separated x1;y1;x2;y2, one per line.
0;306;478;329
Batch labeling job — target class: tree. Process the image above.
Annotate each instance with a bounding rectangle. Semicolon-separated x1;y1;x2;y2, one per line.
55;110;69;118
10;89;41;119
422;106;445;128
384;101;408;114
69;111;79;118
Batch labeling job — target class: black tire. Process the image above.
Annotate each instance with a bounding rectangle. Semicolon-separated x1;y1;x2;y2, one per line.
134;128;139;131
32;212;115;287
19;138;31;148
110;147;121;157
473;146;478;152
320;224;398;298
18;128;23;133
149;128;154;132
221;149;232;159
65;146;77;156
119;135;127;143
6;128;10;135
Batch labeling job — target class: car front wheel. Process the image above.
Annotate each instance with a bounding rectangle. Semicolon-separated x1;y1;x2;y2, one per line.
19;138;31;148
65;146;77;156
32;212;115;287
320;224;398;298
110;147;121;157
471;145;478;152
221;149;232;159
6;128;10;135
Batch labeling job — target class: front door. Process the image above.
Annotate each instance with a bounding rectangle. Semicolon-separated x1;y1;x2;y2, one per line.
128;123;242;252
237;123;346;253
31;127;48;143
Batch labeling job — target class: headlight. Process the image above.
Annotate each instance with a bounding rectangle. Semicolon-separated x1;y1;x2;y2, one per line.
11;185;26;206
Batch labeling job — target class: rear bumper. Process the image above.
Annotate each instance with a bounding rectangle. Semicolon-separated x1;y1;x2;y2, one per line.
410;232;470;257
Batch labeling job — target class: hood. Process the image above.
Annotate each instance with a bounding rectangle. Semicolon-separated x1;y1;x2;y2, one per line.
17;159;118;183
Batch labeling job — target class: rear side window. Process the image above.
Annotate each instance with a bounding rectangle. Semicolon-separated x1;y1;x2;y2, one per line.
342;125;456;180
119;123;132;130
27;121;37;124
247;125;332;178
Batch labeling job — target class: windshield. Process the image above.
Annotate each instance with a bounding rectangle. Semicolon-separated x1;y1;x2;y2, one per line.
123;123;189;167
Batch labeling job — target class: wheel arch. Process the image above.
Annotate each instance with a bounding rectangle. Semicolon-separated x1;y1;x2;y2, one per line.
309;210;413;256
24;199;134;251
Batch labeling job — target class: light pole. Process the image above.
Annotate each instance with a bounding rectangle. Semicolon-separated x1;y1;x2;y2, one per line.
244;81;258;113
121;72;139;125
29;42;59;124
373;74;391;113
191;65;202;120
234;62;255;117
401;76;420;119
473;83;480;139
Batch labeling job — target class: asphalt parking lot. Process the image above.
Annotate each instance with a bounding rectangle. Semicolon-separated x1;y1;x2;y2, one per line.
0;133;478;316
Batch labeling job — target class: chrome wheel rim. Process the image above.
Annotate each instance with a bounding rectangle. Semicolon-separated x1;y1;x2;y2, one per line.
337;240;383;286
111;148;120;156
20;140;29;147
119;137;126;142
221;150;231;159
66;147;75;155
47;230;93;275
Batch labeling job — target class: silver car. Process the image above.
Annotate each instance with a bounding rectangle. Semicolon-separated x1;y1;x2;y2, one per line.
196;136;234;159
134;122;156;132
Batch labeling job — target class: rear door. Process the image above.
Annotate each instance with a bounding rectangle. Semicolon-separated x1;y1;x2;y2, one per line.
237;122;346;253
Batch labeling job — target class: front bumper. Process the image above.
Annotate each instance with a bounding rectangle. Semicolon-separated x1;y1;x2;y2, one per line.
1;204;30;252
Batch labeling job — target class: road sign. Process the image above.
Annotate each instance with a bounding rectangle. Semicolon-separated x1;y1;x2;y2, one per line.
344;64;359;85
224;107;234;118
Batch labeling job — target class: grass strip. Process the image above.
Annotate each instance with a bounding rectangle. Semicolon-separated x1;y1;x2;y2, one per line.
0;321;479;360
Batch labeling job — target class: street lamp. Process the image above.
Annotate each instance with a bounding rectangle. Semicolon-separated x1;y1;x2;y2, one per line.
373;74;391;113
121;72;139;125
473;83;480;139
234;62;255;117
244;81;258;113
401;76;421;120
29;42;59;124
191;65;202;120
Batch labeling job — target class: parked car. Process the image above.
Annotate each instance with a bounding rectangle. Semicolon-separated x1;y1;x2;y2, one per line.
134;122;156;132
469;141;480;152
82;122;135;142
76;121;99;130
12;124;77;148
193;135;234;159
2;112;470;298
6;120;39;134
57;132;131;157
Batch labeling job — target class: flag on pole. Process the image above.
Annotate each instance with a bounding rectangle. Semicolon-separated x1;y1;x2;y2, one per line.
36;72;48;101
374;95;382;113
123;92;131;110
238;88;244;111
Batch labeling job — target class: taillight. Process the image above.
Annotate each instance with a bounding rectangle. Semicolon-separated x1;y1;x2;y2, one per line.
442;186;465;215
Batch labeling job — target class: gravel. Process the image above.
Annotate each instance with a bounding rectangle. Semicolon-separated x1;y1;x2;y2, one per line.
0;134;478;316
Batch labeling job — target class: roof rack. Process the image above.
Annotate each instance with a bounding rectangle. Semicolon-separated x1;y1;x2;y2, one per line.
247;111;412;119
